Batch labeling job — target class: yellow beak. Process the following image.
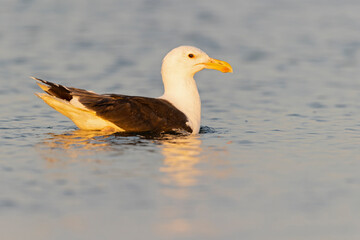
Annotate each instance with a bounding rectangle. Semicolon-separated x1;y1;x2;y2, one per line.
203;58;233;73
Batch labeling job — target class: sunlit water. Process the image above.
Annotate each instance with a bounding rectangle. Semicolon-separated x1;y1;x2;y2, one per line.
1;0;360;239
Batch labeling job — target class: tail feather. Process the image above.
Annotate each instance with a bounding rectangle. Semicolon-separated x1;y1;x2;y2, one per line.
35;92;123;131
36;82;50;92
32;77;72;101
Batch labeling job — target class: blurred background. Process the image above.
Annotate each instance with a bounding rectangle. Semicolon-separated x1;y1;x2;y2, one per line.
1;0;360;239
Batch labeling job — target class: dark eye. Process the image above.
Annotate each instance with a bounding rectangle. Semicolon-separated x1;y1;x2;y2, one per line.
188;53;194;58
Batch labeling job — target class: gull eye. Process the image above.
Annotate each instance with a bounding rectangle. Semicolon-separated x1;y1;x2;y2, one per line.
188;53;194;58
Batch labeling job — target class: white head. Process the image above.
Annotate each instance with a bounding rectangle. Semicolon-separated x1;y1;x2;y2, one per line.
159;45;232;134
161;45;233;79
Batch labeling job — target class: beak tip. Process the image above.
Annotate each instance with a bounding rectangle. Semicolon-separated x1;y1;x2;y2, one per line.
205;58;233;73
223;66;233;73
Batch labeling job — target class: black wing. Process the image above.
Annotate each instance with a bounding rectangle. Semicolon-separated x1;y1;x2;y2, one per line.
78;94;192;133
34;77;192;133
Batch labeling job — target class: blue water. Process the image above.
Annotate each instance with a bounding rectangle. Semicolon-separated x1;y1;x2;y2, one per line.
1;0;360;239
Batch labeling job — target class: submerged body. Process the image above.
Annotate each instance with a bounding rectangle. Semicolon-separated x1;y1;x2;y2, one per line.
35;46;232;134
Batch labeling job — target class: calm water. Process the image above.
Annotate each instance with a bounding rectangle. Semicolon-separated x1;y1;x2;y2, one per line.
1;0;360;239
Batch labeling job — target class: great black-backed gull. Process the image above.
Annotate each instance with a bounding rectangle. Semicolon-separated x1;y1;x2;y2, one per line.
34;46;233;134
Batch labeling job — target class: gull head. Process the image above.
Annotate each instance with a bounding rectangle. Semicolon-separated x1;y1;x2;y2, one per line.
161;46;233;78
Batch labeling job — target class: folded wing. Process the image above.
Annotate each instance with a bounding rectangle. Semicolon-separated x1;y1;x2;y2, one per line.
34;77;192;133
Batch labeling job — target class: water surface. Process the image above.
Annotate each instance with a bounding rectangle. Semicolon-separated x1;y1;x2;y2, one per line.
1;0;360;239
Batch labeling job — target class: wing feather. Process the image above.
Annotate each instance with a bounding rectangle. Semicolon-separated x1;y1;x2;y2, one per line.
78;94;192;133
34;77;192;133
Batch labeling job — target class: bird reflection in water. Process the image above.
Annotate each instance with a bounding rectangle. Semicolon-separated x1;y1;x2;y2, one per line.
36;129;221;236
36;130;114;165
156;135;204;236
159;136;202;187
37;129;203;185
